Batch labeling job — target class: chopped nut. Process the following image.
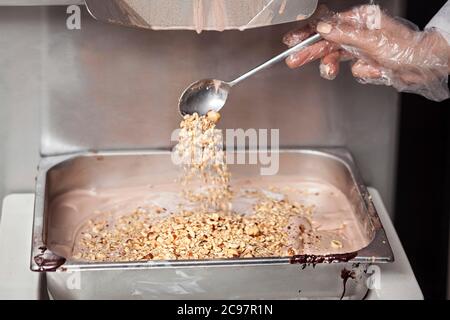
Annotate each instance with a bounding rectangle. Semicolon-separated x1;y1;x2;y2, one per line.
227;248;239;257
331;240;343;249
245;225;260;236
206;110;221;123
287;248;296;256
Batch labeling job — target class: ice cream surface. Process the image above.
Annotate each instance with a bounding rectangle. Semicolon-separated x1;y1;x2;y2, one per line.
54;176;370;262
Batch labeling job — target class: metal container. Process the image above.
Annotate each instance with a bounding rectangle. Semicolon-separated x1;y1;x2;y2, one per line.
84;0;318;31
31;148;393;299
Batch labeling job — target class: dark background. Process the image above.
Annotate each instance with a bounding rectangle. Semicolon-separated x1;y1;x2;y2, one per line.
395;0;450;300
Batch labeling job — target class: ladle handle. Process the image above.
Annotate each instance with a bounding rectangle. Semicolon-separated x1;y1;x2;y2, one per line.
229;33;322;87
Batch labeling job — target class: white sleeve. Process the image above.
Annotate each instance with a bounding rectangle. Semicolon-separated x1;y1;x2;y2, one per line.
426;1;450;44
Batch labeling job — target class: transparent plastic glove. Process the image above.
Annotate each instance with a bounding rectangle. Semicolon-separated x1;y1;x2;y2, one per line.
283;5;450;102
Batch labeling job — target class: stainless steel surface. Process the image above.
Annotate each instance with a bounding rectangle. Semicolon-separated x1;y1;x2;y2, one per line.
31;148;393;299
46;263;370;299
179;79;231;116
0;7;43;212
179;34;322;116
0;0;82;4
0;1;403;220
85;0;318;31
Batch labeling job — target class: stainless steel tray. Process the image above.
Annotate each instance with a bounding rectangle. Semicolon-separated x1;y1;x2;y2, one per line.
31;148;394;299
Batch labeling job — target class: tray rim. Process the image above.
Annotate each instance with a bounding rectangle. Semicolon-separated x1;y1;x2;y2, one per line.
30;147;394;272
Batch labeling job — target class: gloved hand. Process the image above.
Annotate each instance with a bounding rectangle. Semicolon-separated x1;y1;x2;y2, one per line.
283;5;450;102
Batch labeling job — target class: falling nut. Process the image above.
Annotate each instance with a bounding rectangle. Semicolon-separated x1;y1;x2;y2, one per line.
206;111;221;123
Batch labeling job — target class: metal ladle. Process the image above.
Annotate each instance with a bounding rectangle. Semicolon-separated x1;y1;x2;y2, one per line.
178;34;322;116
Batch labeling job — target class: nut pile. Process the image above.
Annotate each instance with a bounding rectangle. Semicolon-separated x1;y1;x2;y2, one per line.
73;191;316;262
174;112;232;211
